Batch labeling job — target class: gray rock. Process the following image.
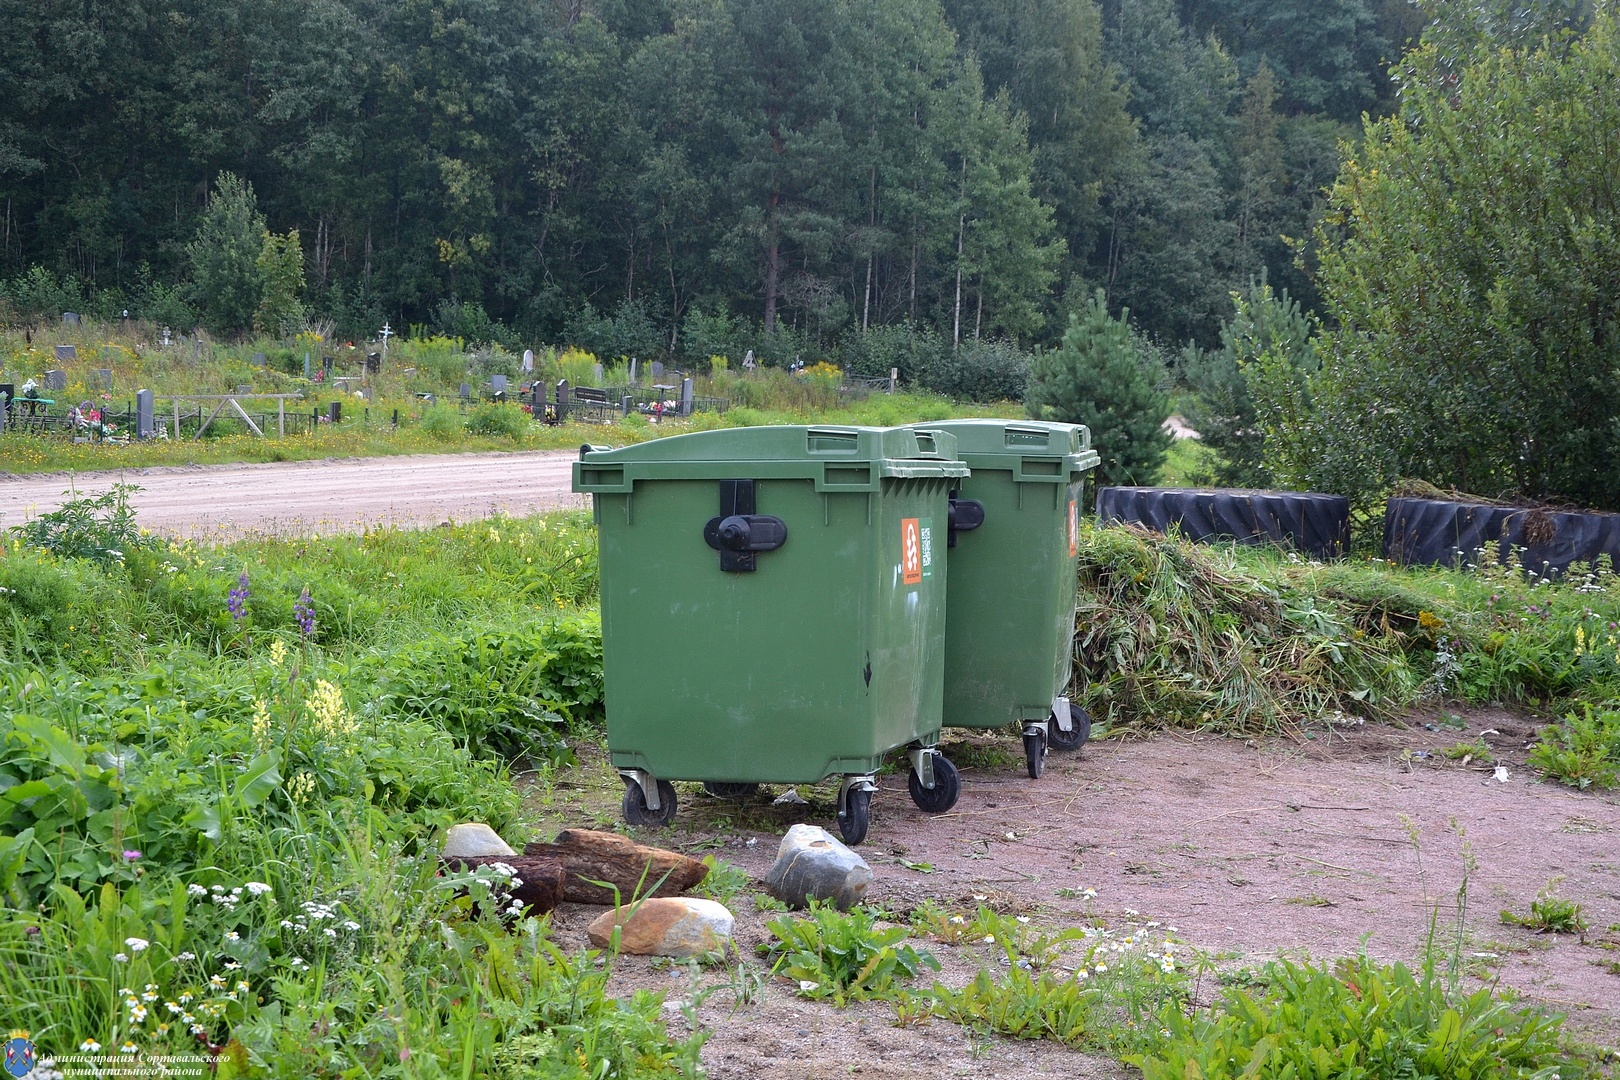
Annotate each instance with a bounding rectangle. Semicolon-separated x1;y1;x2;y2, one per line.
441;823;517;858
587;897;734;957
764;824;872;910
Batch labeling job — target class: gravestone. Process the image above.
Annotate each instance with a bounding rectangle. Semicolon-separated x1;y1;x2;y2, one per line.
621;395;633;416
252;352;267;366
44;369;67;391
136;390;154;439
649;360;665;381
303;353;311;378
522;349;534;373
680;377;694;416
365;352;380;374
328;402;342;423
742;349;756;371
629;358;639;384
160;327;173;347
0;384;13;421
459;382;472;401
322;355;335;372
62;312;80;325
92;369;113;392
491;374;508;394
531;382;546;409
54;344;76;362
555;379;570;419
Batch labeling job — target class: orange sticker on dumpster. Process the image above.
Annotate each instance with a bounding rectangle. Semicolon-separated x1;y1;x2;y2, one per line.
901;517;923;584
1068;499;1078;557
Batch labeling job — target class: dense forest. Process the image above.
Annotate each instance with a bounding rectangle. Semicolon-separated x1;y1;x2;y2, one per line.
0;0;1424;355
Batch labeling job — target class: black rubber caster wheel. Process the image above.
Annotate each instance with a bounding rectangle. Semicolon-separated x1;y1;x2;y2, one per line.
836;787;871;846
622;778;678;827
702;782;759;799
1023;730;1046;778
1047;702;1092;753
908;753;961;813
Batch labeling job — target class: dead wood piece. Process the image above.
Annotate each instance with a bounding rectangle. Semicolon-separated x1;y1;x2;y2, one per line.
439;854;566;915
523;828;709;905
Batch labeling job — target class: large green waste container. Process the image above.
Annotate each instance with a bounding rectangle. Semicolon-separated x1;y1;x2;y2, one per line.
573;425;971;844
908;419;1100;778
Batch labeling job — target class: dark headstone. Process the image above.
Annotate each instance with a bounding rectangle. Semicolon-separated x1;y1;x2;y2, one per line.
680;377;694;417
62;312;80;325
328;401;342;424
44;369;67;391
491;374;507;393
649;360;665;380
136;389;154;439
53;345;75;362
252;352;267;366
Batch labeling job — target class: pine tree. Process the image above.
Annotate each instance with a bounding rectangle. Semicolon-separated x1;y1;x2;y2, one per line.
1026;290;1172;485
187;173;267;336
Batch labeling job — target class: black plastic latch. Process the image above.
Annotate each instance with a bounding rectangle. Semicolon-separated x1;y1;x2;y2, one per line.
704;480;787;571
947;494;985;548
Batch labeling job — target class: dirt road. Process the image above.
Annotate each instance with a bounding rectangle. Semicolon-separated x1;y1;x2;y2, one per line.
534;710;1620;1077
0;450;589;537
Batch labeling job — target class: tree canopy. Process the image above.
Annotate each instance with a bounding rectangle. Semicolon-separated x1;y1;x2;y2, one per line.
0;0;1410;356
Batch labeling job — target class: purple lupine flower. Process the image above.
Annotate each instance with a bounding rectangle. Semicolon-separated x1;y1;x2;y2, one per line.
294;587;315;639
227;571;250;622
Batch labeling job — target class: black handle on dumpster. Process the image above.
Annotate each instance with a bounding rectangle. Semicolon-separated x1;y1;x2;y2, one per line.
947;496;985;548
706;514;788;553
705;479;787;571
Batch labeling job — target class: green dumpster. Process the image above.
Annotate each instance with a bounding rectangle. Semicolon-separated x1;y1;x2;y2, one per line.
573;425;971;844
907;419;1100;778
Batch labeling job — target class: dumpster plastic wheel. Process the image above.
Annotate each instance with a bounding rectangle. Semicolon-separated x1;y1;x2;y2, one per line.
1047;702;1092;753
622;778;678;828
837;787;871;846
702;782;759;800
1023;730;1046;779
908;754;961;813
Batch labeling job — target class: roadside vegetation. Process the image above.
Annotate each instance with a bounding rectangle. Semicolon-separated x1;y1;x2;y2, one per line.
2;487;1617;1072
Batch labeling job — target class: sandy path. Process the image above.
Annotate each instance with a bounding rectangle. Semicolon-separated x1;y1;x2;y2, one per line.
0;451;590;537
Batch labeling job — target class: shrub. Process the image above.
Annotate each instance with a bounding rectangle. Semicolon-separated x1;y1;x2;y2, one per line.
1130;956;1581;1079
358;614;603;760
763;903;939;1005
1528;704;1620;790
1027;291;1173;486
925;338;1032;402
11;484;149;568
417;404;465;441
465;402;529;439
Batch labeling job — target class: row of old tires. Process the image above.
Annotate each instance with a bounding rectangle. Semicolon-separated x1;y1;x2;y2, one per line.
1098;487;1620;575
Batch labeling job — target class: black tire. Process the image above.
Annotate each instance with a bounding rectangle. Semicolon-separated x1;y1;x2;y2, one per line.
908;753;961;813
1023;730;1046;779
1047;702;1092;753
836;787;871;846
622;778;678;827
702;782;759;800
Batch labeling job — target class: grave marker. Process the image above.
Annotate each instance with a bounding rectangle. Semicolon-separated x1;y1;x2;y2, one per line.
54;344;76;362
680;377;694;416
44;369;67;391
136;389;154;438
62;312;80;325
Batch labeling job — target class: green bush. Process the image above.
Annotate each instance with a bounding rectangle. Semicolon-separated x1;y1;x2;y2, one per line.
417;404;465;441
466;402;530;438
1027;291;1173;486
358;614;603;760
1130;956;1581;1079
1529;704;1620;790
763;902;939;1005
11;483;149;568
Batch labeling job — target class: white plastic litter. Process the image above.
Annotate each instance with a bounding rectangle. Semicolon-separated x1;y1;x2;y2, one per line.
773;788;810;806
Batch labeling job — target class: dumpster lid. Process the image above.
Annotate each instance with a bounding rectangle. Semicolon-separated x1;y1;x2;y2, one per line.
573;425;969;493
907;419;1099;473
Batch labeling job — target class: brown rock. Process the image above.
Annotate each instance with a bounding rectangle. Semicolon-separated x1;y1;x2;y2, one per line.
524;828;709;905
585;897;735;957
